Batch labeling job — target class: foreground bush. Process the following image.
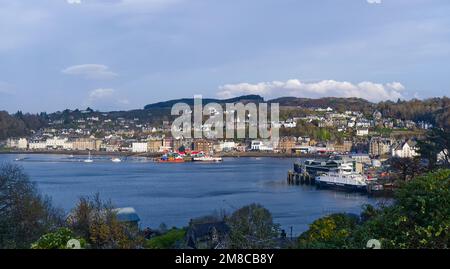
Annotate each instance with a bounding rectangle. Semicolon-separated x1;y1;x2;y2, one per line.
68;194;144;249
145;229;186;249
31;228;86;249
298;170;450;249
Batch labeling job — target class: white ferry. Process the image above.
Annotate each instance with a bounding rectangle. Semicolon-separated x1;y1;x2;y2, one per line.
315;166;368;192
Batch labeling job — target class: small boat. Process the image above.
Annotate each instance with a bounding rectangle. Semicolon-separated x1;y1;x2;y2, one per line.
193;156;223;162
84;152;94;163
158;158;185;163
111;158;122;163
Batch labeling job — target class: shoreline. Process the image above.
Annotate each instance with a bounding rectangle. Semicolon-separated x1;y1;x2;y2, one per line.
0;149;331;159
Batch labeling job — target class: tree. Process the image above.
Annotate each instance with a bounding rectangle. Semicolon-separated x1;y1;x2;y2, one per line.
67;194;143;249
0;164;63;249
355;170;450;249
227;204;280;249
418;128;450;168
390;157;424;181
298;214;359;249
144;228;186;249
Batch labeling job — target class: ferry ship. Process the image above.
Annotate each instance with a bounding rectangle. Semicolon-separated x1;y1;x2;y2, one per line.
315;169;368;192
294;156;360;177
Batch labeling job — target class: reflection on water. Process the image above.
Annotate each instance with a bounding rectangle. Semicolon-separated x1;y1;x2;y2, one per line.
0;154;384;235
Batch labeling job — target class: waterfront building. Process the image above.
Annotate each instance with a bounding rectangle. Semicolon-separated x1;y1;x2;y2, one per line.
46;137;73;150
29;140;47;150
7;138;28;149
251;140;274;151
278;137;297;153
148;139;163;153
132;142;149;153
193;139;213;153
72;138;96;151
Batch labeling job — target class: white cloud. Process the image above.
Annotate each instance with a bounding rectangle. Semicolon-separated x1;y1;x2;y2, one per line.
367;0;382;4
217;79;405;102
88;88;116;101
86;88;130;110
67;0;82;4
62;64;118;80
68;0;181;13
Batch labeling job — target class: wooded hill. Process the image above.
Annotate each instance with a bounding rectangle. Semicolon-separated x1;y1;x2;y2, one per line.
1;96;449;140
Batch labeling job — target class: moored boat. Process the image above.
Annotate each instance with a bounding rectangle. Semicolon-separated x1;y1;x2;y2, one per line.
158;152;185;163
111;157;122;163
315;169;368;192
192;156;223;162
84;152;94;163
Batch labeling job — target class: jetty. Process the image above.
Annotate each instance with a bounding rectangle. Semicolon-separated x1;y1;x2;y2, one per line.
287;170;314;185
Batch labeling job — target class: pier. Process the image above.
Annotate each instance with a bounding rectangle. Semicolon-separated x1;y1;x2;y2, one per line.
287;170;315;185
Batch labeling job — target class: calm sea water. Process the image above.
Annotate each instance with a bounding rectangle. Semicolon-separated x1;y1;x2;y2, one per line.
0;154;384;234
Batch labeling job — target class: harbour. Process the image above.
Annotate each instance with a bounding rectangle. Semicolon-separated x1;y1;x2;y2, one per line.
0;154;383;235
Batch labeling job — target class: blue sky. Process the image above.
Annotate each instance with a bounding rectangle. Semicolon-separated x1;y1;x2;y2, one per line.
0;0;449;112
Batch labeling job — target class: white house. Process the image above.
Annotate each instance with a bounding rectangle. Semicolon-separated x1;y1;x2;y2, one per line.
46;137;70;150
356;128;369;136
132;142;148;153
437;149;448;163
216;141;236;152
29;141;47;150
392;140;420;158
251;140;274;151
7;138;28;149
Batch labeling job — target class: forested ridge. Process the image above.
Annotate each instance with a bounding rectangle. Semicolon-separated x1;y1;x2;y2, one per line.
1;96;449;140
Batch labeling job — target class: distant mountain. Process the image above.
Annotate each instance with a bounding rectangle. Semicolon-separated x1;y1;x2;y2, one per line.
144;95;265;109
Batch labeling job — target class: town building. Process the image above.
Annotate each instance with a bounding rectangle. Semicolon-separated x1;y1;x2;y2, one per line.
148;139;163;153
332;141;353;153
356;128;369;136
29;140;47;150
7;138;29;150
278;137;297;153
369;137;393;157
251;140;274;151
193;139;213;153
186;220;230;249
132;142;148;153
72;138;97;151
392;140;420;158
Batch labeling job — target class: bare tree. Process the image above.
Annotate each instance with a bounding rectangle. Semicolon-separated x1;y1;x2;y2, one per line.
0;163;63;249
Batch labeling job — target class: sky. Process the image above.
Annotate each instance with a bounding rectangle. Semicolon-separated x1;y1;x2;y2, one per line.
0;0;450;113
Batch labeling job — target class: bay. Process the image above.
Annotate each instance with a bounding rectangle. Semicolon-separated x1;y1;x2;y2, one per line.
0;154;385;235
